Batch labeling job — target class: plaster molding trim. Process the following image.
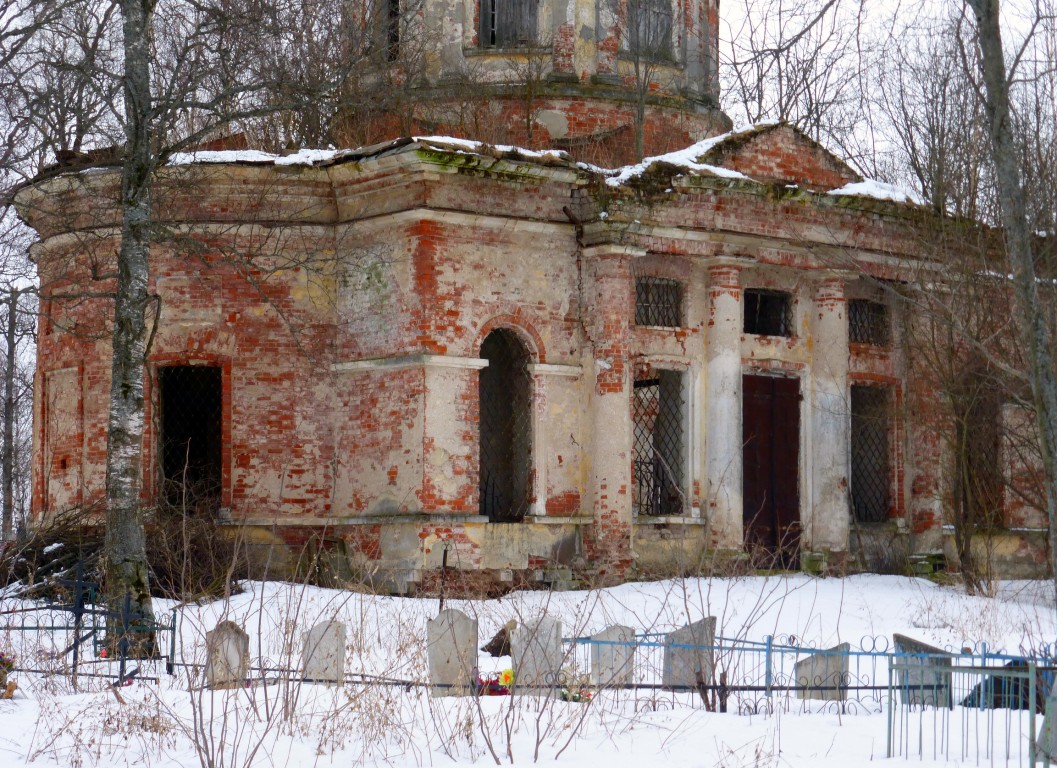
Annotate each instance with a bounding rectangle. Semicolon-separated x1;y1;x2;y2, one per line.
528;363;583;378
228;514;492;527
634;354;693;370
332;354;489;373
633;516;708;526
337;206;571;236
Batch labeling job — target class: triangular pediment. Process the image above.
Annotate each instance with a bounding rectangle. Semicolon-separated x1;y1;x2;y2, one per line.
699;123;862;191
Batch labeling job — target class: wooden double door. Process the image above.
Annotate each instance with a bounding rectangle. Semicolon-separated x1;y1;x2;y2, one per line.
742;374;801;568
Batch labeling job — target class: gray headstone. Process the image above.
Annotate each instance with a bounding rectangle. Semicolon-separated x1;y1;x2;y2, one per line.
302;619;346;684
662;617;717;689
591;625;636;686
427;609;478;697
893;634;952;708
1037;692;1057;762
511;615;563;689
794;643;850;701
206;620;250;689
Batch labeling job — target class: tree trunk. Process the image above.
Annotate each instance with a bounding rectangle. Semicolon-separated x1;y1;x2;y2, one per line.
967;0;1057;589
104;0;155;631
2;291;16;542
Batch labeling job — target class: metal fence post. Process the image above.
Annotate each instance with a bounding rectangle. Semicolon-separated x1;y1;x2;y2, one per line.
764;634;773;697
167;608;177;676
1031;662;1038;766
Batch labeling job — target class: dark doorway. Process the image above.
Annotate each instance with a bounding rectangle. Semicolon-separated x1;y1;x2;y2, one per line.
159;366;223;512
479;329;532;522
742;374;801;567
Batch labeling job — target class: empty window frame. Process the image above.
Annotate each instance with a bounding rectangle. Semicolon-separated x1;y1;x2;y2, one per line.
480;0;538;48
850;385;891;523
954;377;1004;529
849;299;890;346
632;369;686;516
635;277;683;327
744;288;794;337
159;366;223;513
624;0;673;60
367;0;401;61
479;329;533;522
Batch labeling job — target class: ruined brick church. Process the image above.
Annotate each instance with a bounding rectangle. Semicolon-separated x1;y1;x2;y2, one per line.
16;0;1048;589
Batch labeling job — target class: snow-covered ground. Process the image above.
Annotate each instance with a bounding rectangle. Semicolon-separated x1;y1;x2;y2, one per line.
1;574;1055;767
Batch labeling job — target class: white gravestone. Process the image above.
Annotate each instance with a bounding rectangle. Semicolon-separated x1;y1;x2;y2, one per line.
205;620;249;689
591;625;636;687
662;617;717;689
794;643;850;701
302;619;346;684
893;634;952;708
512;615;563;690
427;609;478;697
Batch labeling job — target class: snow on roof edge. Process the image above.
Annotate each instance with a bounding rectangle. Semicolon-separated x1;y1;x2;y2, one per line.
828;179;924;206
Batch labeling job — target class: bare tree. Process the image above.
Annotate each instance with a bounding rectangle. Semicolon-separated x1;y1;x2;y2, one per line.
960;0;1057;586
720;0;876;170
618;0;677;160
5;0;416;626
874;17;992;218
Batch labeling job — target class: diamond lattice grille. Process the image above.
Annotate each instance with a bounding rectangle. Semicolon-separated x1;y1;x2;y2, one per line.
633;371;684;517
851;385;891;523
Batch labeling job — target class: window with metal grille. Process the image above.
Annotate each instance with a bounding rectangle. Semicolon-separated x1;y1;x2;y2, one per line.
635;277;682;327
633;370;685;516
744;289;793;337
479;329;533;522
624;0;673;60
159;366;223;513
849;299;889;346
851;385;891;523
480;0;538;48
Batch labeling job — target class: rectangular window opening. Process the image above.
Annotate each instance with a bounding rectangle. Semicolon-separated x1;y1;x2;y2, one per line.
851;385;891;523
849;299;890;346
744;288;793;337
480;0;538;48
635;277;683;327
624;0;674;60
160;366;223;514
633;369;685;517
956;386;1004;529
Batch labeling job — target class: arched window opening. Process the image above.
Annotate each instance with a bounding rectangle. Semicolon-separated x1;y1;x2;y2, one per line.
479;329;533;522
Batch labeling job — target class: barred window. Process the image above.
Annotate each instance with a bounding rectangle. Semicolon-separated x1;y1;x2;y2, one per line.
849;299;889;346
851;385;891;523
635;277;682;327
480;0;538;48
744;289;793;337
624;0;673;60
633;370;685;516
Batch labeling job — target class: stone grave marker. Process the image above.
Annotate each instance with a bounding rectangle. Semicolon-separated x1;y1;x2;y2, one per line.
1037;691;1057;762
427;609;478;697
662;617;717;689
893;633;952;708
206;620;250;689
511;615;563;690
302;619;346;684
591;625;636;687
794;642;850;701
